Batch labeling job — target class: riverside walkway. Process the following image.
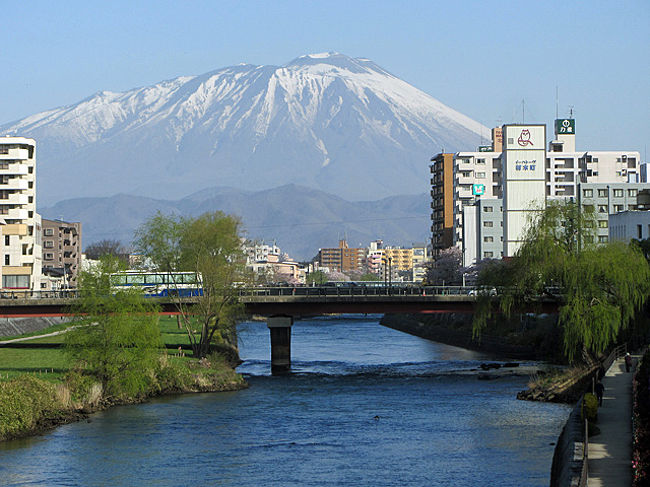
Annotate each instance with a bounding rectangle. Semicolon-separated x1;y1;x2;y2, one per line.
587;355;637;486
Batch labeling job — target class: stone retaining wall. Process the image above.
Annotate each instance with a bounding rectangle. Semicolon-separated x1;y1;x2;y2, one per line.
0;317;69;338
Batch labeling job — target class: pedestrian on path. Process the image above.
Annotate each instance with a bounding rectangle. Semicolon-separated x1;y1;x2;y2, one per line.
595;380;604;406
625;352;632;372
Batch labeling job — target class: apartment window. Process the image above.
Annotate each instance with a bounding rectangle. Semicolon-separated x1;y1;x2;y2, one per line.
3;236;8;246
4;255;9;265
28;182;33;189
614;205;624;212
44;253;54;260
598;220;608;228
28;196;33;203
628;189;638;197
44;228;54;236
483;221;493;228
593;158;599;163
598;189;608;197
28;211;33;218
483;206;493;212
476;172;486;179
483;252;493;258
28;167;33;174
583;189;593;197
638;225;643;239
476;158;486;164
598;205;607;213
598;236;609;243
612;189;624;198
44;240;54;249
483;236;494;243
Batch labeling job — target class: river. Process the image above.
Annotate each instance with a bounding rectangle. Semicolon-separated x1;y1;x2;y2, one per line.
0;315;571;486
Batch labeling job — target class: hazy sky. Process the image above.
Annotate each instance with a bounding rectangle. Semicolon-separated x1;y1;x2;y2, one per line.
2;0;648;154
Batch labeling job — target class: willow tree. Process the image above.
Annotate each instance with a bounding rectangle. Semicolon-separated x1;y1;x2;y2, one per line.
134;211;247;360
474;200;650;362
65;256;162;398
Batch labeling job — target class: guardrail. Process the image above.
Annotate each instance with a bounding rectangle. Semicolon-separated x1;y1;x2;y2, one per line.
237;285;486;297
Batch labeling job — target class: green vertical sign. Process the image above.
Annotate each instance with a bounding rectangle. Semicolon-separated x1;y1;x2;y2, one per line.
555;119;575;135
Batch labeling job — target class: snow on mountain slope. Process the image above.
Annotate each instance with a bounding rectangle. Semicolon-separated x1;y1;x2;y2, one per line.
1;52;488;206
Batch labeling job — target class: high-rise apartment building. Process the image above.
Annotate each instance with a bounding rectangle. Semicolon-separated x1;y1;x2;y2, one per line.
42;219;82;288
0;137;42;291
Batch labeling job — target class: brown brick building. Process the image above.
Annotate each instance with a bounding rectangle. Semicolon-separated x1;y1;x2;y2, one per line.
42;218;82;288
318;239;366;274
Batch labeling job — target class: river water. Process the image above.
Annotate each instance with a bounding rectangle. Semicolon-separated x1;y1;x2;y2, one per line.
0;315;570;486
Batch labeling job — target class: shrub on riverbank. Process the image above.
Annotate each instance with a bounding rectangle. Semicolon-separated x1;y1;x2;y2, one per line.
0;351;246;442
0;375;61;440
633;349;650;486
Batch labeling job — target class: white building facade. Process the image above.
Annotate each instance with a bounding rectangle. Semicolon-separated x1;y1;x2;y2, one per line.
0;137;42;291
433;119;643;266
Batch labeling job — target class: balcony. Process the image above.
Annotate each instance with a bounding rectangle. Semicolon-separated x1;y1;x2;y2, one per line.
7;208;29;220
0;164;29;175
0;179;29;191
5;193;29;205
0;148;29;160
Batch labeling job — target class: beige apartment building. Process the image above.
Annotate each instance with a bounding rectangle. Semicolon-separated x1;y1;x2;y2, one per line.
42;218;82;288
0;137;42;292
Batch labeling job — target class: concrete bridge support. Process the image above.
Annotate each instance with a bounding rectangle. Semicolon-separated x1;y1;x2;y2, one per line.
267;315;293;375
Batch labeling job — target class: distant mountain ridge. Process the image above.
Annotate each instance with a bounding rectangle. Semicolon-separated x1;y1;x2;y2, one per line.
39;184;430;260
2;52;487;206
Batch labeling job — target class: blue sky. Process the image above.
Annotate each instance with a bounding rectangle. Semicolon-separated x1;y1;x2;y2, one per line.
1;0;648;154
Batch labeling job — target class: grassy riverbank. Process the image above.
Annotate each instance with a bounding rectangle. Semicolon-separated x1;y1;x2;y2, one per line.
0;317;247;442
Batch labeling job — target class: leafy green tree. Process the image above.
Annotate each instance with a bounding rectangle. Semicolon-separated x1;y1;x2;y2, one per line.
134;211;247;359
307;270;328;285
474;200;650;362
65;256;162;398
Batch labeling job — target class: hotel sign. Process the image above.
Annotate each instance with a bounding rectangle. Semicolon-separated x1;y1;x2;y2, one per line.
472;184;485;195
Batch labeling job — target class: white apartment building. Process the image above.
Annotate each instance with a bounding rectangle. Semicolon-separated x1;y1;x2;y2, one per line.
433;118;643;265
0;137;43;291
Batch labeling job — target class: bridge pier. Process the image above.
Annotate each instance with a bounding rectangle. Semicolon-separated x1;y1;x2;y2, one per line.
267;315;293;375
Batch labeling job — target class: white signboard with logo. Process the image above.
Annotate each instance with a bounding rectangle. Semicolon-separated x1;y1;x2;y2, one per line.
503;125;546;151
503;124;546;257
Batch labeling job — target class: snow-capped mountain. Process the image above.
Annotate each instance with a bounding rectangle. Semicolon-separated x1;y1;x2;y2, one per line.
1;52;489;206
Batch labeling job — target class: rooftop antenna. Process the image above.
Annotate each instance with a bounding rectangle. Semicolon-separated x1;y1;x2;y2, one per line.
569;106;574;118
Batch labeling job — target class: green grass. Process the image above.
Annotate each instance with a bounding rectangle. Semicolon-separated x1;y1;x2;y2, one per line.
0;347;71;382
159;315;193;346
0;316;198;383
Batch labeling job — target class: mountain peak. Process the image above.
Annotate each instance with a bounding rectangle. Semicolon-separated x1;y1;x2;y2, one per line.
1;53;488;205
285;52;378;75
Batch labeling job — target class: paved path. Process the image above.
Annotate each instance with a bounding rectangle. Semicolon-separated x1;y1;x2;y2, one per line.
587;355;636;486
0;328;72;345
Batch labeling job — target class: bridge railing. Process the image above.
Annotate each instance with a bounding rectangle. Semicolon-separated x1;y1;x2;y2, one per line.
237;285;484;297
0;289;81;300
0;285;502;300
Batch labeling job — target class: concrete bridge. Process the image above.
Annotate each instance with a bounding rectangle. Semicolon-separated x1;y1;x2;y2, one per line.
0;286;559;374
